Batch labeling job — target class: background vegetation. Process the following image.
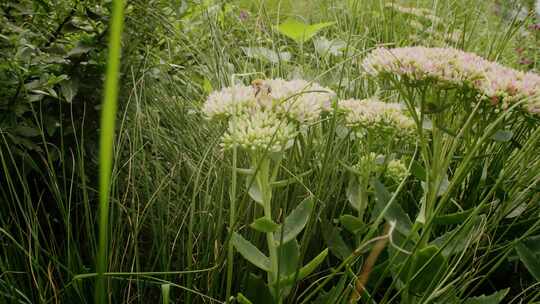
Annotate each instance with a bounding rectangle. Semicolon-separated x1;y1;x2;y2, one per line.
1;0;539;303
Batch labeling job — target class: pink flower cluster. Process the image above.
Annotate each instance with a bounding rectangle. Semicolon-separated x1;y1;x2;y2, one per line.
361;46;540;115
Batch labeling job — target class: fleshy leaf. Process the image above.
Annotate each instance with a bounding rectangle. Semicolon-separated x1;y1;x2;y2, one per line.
279;197;314;244
231;233;271;272
250;217;280;233
516;242;540;281
339;215;365;234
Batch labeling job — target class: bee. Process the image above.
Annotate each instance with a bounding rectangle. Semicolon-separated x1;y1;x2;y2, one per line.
251;79;272;98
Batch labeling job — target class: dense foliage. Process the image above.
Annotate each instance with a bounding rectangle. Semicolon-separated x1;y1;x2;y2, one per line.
1;0;539;303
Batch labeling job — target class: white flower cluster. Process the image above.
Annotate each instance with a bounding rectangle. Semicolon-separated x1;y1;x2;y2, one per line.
203;79;335;123
361;46;540;115
221;111;297;152
203;85;256;119
338;98;416;133
203;79;334;152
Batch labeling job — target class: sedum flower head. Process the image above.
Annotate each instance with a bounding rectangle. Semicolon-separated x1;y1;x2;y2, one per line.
338;98;416;133
202;79;335;123
361;46;540;115
221;110;297;153
202;84;258;120
262;78;336;123
386;159;409;182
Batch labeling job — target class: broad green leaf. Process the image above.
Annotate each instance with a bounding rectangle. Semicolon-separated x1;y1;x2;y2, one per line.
231;233;271;272
431;216;483;257
236;293;254;304
250;217;280;233
339;215;365;234
60;79;78;103
247;180;263;204
276;19;335;43
433;209;473;225
279;249;328;285
321;221;352;260
202;78;213;93
463;288;509;304
14;126;41;137
244;274;274;304
516;242;540;281
491;130;513;142
313;37;346;56
296;248;328;280
346;178;362;212
278;240;300;278
410;161;426;180
372;179;413;235
279;197;314;244
401;245;447;295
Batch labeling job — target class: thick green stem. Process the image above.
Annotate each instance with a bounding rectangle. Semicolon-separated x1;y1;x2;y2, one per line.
226;146;238;303
257;156;282;303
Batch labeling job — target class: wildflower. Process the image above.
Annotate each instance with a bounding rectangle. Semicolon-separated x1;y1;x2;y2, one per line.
361;46;540;115
262;79;336;123
386;159;409;182
338;98;416;133
203;84;259;119
221;111;297;153
203;79;335;123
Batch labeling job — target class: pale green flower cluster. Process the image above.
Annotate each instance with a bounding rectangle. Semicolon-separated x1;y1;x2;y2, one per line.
354;153;409;183
338;97;416;138
203;79;334;152
386;159;409;182
221;111;296;152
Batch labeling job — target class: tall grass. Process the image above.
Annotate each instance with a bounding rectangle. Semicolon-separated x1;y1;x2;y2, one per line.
0;0;538;303
95;0;126;302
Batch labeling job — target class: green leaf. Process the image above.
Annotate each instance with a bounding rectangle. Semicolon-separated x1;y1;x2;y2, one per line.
278;240;300;278
236;293;254;304
346;178;363;212
516;242;540;281
279;197;314;244
279;249;328;285
433;209;473;225
371;179;413;236
321;221;352;260
339;215;365;234
276;19;335;43
247;180;263;205
60;79;78;103
431;216;483;257
463;288;509;304
410;161;426;180
244;274;274;304
250;217;280;233
231;233;271;272
296;248;328;280
401;245;447;295
14;126;41;137
313;37;346;56
491;130;513;142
